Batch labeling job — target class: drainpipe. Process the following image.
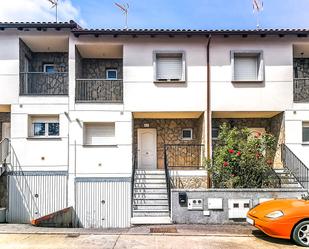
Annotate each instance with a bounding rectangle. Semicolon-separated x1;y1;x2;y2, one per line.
206;35;212;188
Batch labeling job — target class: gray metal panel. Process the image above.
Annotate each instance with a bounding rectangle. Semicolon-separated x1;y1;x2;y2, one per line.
75;178;131;228
7;172;67;223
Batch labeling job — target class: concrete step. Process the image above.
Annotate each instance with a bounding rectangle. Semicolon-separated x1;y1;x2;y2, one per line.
135;170;165;175
134;194;168;200
281;183;303;188
133;210;170;217
135;178;166;184
134;188;168;194
133;198;168;205
134;183;167;188
131;216;172;225
135;174;166;179
133;205;169;211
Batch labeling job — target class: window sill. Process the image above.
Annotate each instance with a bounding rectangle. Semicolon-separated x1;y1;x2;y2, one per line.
232;80;264;83
301;142;309;146
27;137;62;140
154;80;186;84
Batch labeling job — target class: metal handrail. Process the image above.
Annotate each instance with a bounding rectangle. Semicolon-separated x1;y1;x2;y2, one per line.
281;144;309;190
131;155;137;217
164;145;171;215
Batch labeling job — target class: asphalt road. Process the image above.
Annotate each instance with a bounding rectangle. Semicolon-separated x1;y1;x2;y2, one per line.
0;234;299;249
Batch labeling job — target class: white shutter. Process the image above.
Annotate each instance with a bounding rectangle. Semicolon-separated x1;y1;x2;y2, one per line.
234;55;258;81
84;123;115;145
156;53;183;81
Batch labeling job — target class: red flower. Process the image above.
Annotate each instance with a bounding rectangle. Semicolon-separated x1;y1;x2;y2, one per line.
223;161;229;167
236;151;241;156
255;132;261;138
256;153;260;159
228;149;235;154
231;174;235;177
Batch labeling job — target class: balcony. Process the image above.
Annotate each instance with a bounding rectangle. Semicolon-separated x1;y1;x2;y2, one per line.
293;45;309;102
20;72;68;95
19;37;69;96
75;79;123;103
75;44;123;103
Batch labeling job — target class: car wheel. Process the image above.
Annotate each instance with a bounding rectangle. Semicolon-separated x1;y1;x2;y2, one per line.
293;221;309;247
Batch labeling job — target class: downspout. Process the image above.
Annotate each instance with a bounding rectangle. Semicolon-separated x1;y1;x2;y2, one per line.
206;35;212;188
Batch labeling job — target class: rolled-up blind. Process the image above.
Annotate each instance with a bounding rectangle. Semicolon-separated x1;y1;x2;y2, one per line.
156;53;183;80
84;122;115;145
234;55;258;81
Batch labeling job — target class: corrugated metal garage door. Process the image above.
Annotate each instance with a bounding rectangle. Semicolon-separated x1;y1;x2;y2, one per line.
75;178;131;228
7;171;67;223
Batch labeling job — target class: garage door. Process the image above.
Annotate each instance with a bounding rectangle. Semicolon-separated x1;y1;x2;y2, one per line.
7;171;67;223
75;177;131;228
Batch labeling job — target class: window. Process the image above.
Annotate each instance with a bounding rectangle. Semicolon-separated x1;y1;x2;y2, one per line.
43;64;56;73
302;122;309;143
231;51;264;82
84;122;115;145
154;52;185;82
29;115;59;137
106;69;118;80
212;127;219;140
182;128;193;140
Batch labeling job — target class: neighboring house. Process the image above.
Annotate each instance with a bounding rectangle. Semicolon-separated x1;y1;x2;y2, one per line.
0;21;308;228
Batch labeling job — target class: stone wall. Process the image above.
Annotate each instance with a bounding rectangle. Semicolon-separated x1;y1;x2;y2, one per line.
212;114;285;168
80;59;123;79
172;188;308;224
294;58;309;102
134;116;204;169
0;174;7;208
270;113;285;168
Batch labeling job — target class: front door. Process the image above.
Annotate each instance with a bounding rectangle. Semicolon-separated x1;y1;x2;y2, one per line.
137;129;157;169
2;122;11;139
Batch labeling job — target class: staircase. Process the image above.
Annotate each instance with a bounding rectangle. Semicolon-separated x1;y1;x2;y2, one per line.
131;170;172;225
274;168;303;189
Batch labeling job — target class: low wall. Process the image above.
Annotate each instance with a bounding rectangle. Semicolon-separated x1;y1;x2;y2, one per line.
171;188;308;224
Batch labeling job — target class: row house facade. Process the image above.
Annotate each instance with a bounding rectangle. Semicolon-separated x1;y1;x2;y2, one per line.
0;21;308;227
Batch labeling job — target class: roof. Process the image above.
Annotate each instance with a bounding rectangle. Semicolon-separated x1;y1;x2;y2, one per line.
0;20;308;37
0;20;79;30
72;28;309;37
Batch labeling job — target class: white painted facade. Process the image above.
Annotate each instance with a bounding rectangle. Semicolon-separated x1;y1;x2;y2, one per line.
1;24;309;226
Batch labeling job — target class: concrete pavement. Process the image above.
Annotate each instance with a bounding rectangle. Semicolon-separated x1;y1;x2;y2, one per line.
0;224;299;248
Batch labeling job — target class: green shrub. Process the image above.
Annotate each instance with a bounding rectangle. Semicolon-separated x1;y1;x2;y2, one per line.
208;123;278;188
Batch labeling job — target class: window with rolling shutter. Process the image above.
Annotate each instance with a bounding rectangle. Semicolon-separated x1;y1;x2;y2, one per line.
231;51;264;82
154;52;185;82
84;122;115;145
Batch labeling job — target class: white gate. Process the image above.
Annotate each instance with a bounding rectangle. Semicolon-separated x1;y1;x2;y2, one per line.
75;178;131;228
7;171;67;223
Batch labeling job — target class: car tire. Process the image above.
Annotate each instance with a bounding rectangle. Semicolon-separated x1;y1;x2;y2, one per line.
292;220;309;247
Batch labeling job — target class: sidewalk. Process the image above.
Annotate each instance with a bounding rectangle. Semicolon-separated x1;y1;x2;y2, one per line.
0;223;263;237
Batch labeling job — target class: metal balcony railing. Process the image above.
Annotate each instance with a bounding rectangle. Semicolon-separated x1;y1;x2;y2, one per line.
75;79;123;103
294;78;309;102
20;72;68;95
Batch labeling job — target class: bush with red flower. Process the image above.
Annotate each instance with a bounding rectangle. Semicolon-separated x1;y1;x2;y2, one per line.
207;123;277;188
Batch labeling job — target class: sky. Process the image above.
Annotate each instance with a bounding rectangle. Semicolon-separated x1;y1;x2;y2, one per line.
1;0;309;30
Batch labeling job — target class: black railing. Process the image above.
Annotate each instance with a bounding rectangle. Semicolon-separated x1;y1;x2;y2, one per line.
131;155;137;217
164;145;171;215
164;144;205;169
75;79;123;103
20;72;68;95
282;144;309;190
294;78;309;103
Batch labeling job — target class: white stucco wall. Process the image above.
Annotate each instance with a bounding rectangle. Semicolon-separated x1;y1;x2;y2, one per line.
211;36;294;111
285;109;309;166
0;31;19;104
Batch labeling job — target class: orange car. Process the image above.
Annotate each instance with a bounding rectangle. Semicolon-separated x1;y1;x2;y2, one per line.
247;199;309;247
